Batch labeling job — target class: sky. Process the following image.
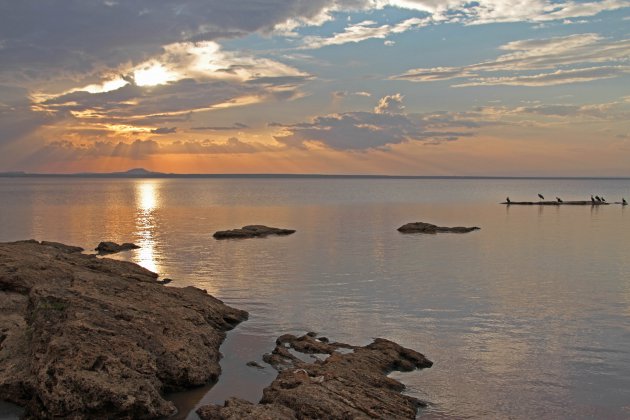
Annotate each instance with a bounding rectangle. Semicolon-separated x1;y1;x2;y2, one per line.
0;0;629;176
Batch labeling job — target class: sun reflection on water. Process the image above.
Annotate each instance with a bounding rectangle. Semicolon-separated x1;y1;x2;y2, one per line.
134;181;161;274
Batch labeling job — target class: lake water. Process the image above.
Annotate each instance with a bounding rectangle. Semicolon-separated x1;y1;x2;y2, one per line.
1;177;630;419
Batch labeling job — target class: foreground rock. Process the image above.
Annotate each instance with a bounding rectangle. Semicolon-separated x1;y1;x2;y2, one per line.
398;221;480;234
0;240;248;419
213;225;296;240
95;241;140;254
198;333;432;419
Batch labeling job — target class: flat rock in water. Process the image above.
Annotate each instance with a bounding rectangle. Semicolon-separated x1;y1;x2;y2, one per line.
95;241;140;254
213;225;296;239
0;240;248;419
198;333;433;420
398;222;480;234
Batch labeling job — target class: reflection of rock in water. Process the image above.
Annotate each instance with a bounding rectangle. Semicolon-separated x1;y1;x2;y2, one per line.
0;240;247;419
198;332;433;419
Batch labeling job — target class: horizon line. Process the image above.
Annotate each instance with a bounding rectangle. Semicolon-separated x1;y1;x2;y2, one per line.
2;170;630;180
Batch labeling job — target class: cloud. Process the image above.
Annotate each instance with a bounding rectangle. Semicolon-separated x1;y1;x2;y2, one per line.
332;90;372;99
150;127;177;134
294;1;629;49
0;1;359;84
273;94;474;150
392;33;630;86
0;85;59;147
34;137;273;161
191;122;249;131
300;17;430;49
374;93;405;113
455;66;630;86
379;0;630;24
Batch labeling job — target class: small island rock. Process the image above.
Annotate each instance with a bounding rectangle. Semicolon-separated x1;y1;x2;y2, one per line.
198;333;432;419
398;222;480;234
213;225;296;240
95;241;140;254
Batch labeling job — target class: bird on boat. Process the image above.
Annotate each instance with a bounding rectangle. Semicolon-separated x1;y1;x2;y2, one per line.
538;194;545;200
556;197;563;203
506;197;511;204
623;198;628;206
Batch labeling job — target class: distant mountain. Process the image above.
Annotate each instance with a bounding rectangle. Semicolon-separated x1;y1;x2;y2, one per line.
118;168;161;176
0;168;168;178
74;168;167;177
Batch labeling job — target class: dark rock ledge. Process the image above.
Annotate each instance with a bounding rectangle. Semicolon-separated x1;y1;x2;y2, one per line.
0;240;247;419
198;332;433;420
95;241;140;254
213;225;296;239
398;222;480;234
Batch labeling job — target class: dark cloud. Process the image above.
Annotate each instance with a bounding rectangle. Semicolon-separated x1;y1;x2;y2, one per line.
42;79;263;119
191;122;249;131
0;1;355;83
274;97;475;150
150;127;177;134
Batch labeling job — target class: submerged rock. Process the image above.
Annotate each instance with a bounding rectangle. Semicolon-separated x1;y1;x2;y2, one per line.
198;333;433;419
398;222;480;234
95;241;140;254
213;225;296;240
0;240;248;419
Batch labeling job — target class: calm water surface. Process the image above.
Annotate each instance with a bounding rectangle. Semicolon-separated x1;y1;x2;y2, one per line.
1;178;630;419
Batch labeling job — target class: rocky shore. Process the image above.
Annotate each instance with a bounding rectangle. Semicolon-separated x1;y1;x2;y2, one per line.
1;240;433;419
0;240;247;419
198;333;433;419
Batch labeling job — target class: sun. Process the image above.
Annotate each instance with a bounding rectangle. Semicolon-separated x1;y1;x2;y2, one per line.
133;63;177;87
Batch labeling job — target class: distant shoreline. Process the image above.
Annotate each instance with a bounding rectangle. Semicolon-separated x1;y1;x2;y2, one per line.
2;172;630;181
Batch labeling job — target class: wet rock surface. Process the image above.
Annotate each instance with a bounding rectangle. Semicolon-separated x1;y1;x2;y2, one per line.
94;241;140;254
0;240;248;419
398;222;480;234
198;333;433;419
213;225;296;239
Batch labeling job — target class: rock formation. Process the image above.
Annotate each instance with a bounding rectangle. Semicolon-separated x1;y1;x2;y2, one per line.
95;241;140;254
0;240;247;419
213;225;296;239
198;333;432;419
398;222;480;234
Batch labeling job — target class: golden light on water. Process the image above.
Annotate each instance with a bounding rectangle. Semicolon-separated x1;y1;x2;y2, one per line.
134;181;161;273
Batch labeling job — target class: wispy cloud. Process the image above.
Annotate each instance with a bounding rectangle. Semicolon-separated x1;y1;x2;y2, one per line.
454;66;630;87
392;33;630;86
300;17;430;48
379;0;630;24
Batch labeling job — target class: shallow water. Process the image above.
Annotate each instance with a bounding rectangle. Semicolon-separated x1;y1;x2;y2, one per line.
1;177;630;419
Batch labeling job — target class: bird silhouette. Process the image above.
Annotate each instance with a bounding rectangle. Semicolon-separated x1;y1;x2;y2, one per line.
623;198;628;205
506;197;511;204
595;195;601;202
556;197;563;203
591;195;596;203
538;194;544;200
